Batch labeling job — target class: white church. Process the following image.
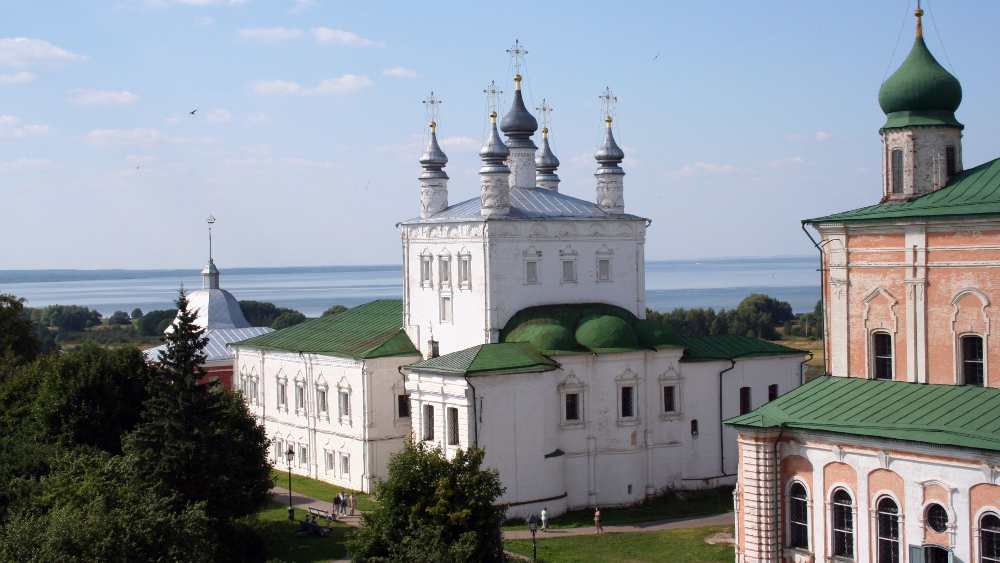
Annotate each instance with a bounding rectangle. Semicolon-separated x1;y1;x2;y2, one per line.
232;47;807;517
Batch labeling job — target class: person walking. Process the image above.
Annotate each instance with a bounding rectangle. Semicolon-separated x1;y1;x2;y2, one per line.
594;507;603;534
540;507;548;532
333;493;342;519
340;491;348;516
348;492;357;516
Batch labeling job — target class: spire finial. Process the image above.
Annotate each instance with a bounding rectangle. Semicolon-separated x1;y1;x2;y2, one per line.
599;87;617;125
536;99;553;137
915;1;924;38
206;214;215;262
423;92;442;132
507;40;527;88
484;80;503;116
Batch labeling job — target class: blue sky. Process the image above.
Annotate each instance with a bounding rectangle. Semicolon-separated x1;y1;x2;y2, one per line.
2;0;999;269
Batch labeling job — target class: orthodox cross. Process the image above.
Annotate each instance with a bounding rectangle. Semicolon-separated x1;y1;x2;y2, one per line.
599;87;618;119
483;80;503;114
536;99;553;130
506;39;528;76
422;92;442;128
206;214;215;261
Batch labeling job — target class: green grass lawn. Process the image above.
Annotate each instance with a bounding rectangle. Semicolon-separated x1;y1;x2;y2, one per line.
256;500;349;563
503;487;733;531
270;468;377;511
505;525;735;563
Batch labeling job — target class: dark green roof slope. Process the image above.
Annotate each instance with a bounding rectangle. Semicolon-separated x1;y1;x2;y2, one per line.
677;334;806;363
501;303;678;354
726;376;1000;453
806;158;1000;225
878;36;963;130
405;342;559;376
233;299;418;359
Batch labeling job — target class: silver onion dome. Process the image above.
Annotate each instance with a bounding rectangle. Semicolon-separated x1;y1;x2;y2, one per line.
480;112;511;166
500;77;538;149
419;123;449;180
595;117;625;171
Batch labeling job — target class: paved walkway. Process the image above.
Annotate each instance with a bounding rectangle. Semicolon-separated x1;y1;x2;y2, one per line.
270;486;363;528
501;511;734;540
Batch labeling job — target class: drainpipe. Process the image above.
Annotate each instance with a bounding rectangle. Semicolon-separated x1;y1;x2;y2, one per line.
464;374;479;448
799;352;813;387
718;359;736;476
801;222;829;376
773;424;786;562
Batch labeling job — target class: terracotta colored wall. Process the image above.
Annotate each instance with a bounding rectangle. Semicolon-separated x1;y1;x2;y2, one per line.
847;268;908;379
202;365;233;389
824;462;857;495
782;454;814;491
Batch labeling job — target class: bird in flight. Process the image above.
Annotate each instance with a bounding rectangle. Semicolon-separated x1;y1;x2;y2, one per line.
653;53;660;61
190;110;198;115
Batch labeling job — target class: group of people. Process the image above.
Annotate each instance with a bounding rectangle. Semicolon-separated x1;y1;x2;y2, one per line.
528;506;604;534
333;491;356;517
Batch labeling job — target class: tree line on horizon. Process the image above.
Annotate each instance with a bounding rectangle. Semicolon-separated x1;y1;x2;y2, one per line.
646;293;823;341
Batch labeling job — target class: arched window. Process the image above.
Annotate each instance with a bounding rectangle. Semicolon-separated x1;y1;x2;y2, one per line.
982;513;1000;563
832;488;854;558
963;335;985;386
872;332;893;380
946;145;957;180
876;497;900;563
891;149;904;194
789;482;809;549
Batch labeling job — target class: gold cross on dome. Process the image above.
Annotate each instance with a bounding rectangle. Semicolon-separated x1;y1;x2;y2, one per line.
536;99;553;130
506;39;528;76
599;87;617;119
483;80;503;114
422;92;442;125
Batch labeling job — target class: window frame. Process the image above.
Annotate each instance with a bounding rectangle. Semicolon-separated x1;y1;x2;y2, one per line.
560;259;577;284
662;385;677;414
979;512;1000;563
340;453;350;477
397;394;411;419
620;385;636;420
891;148;904;194
525;260;539;284
961;334;985;386
440;295;453;324
876;496;901;563
739;386;752;415
831;487;856;560
438;254;451;287
294;380;306;414
457;254;472;290
298;444;308;467
419;251;433;288
423;404;435;441
872;331;894;380
559;375;586;429
276;377;288;411
926;503;949;534
597;258;612;282
946;145;957;180
338;389;350;421
788;481;810;550
316;387;328;418
447;407;460;446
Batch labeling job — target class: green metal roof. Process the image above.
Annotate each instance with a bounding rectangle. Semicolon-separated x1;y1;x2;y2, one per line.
805;157;1000;225
501;303;678;353
232;299;419;359
726;376;1000;453
677;334;806;363
404;342;559;376
878;35;963;131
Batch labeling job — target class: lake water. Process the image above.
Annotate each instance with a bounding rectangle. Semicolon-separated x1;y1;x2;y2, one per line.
0;256;821;317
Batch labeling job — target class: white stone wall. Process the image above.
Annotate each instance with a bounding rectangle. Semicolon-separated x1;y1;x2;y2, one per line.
881;126;963;201
232;346;420;493
401;218;647;357
406;349;805;518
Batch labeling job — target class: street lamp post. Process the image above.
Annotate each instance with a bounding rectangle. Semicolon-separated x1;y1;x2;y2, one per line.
527;513;539;562
285;447;295;521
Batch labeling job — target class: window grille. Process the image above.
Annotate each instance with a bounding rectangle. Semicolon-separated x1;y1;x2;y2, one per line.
663;386;676;413
963;335;985;386
873;333;893;380
832;488;854;558
981;513;1000;563
789;483;809;549
927;504;948;534
447;407;459;445
892;149;904;193
565;393;580;421
740;387;752;415
621;386;635;418
423;405;434;441
876;497;900;563
398;395;410;418
946;145;957;179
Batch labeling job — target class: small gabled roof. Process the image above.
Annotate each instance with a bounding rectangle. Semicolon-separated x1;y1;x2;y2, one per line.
404;342;559;377
725;376;1000;453
232;299;418;359
805;158;1000;225
677;334;806;363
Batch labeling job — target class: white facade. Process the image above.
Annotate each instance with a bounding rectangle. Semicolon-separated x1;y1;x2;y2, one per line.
232;346;421;493
406;350;805;518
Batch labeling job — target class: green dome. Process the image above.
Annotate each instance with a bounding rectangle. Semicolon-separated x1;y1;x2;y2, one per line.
634;319;678;347
505;321;578;351
575;315;638;350
878;36;962;129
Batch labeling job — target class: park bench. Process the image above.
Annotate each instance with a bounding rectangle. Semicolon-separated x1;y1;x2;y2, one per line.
308;506;333;524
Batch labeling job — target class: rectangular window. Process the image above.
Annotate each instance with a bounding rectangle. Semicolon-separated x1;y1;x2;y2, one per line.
458;256;471;287
295;385;305;411
439;257;450;284
565;393;580;421
739;387;752;415
420;257;432;285
298;445;308;466
340;454;349;477
248;379;257;401
891;148;903;194
398;394;411;418
562;260;576;283
440;296;452;323
526;261;538;283
946;145;957;179
325;451;334;473
873;332;893;380
447;407;459;446
621;386;635;418
317;389;327;414
597;259;611;281
963;335;985;386
663;386;676;413
768;384;779;402
423;405;434;441
277;382;287;407
339;391;350;418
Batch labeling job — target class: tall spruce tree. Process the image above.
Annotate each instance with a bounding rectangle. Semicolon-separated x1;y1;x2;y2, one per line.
123;289;272;522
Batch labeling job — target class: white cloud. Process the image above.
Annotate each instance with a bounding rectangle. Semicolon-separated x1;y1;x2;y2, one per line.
243;111;272;126
204;109;234;124
439;136;480;151
0;158;54;172
311;27;383;47
82;128;186;147
382;66;417;78
0;38;87;68
787;131;831;142
237;27;302;42
193;16;214;25
759;156;805;168
246;74;373;95
0;71;38;84
241;143;272;155
815;130;831;141
68;88;139;106
283;157;333;168
0;115;51;140
291;0;318;12
224;157;272;167
678;162;749;176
